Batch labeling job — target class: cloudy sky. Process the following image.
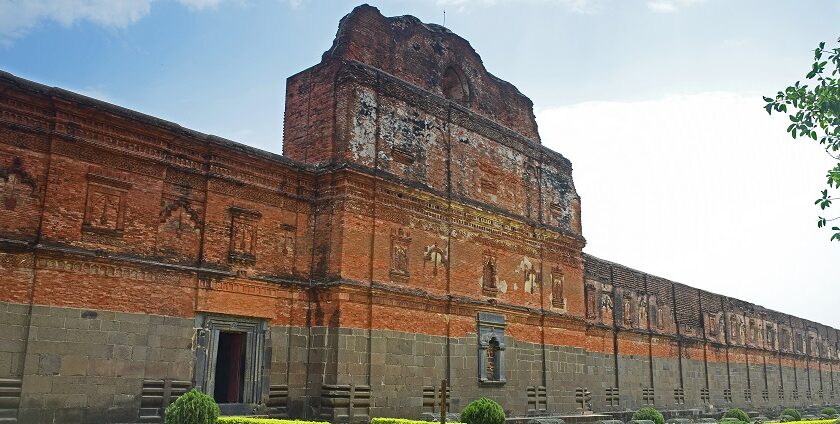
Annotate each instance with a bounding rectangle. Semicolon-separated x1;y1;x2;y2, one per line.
1;0;838;326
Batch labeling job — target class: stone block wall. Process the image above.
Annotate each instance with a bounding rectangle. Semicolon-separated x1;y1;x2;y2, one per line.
11;303;192;423
1;4;840;423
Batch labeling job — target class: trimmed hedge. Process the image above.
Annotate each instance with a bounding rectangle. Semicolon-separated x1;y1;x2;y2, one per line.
163;389;219;424
723;408;750;423
782;409;802;421
371;419;463;424
821;408;838;417
632;407;664;424
217;419;329;424
460;398;505;424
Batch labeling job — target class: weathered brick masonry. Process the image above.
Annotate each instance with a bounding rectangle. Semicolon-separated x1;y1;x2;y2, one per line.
0;4;838;423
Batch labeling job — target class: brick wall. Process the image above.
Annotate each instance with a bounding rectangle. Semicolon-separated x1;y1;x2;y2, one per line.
0;4;839;423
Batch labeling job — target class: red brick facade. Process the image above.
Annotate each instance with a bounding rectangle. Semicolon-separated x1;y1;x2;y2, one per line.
0;4;838;423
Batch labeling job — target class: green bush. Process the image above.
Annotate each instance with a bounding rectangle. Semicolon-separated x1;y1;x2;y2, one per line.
822;408;838;417
724;408;750;423
781;409;802;421
217;419;330;424
460;398;505;424
632;407;664;424
163;389;219;424
372;419;463;424
778;415;794;423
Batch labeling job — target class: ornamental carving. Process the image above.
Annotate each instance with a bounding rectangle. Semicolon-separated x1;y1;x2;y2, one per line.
517;257;538;294
585;284;597;319
482;250;498;296
551;266;565;309
423;243;447;276
0;157;37;211
228;206;261;265
83;173;131;236
160;197;200;236
623;295;632;326
389;227;411;283
639;296;649;327
279;223;296;257
601;292;614;318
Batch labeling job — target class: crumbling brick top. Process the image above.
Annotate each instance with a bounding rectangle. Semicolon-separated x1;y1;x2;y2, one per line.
320;4;541;142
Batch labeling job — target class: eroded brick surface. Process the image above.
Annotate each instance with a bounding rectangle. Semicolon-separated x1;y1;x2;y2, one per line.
0;4;838;423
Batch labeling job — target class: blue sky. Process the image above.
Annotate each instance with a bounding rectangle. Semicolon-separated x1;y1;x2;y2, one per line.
2;0;839;326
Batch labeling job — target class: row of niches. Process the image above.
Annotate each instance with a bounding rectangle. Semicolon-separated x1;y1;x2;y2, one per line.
584;282;675;332
387;227;568;307
584;279;840;359
62;166;300;272
705;309;838;357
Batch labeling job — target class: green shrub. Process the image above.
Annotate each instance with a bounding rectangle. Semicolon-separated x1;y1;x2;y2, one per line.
724;408;750;423
778;415;794;423
781;409;802;421
632;407;664;424
822;408;838;417
371;419;463;424
163;389;219;424
460;398;505;424
217;419;330;424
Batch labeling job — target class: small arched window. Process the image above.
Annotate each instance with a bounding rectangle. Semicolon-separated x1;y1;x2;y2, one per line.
441;66;470;105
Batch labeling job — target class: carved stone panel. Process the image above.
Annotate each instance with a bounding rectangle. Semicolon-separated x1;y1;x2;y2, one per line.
551;266;565;309
82;173;131;237
228;206;261;266
389;228;411;283
481;250;498;296
157;191;201;262
518;257;538;294
423;243;447;277
622;295;633;326
477;312;506;384
585;284;597;320
0;157;37;211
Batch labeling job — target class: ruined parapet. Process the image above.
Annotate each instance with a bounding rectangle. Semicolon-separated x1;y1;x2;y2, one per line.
283;4;581;238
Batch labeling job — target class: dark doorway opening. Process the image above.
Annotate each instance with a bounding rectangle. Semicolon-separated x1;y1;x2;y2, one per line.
214;331;246;403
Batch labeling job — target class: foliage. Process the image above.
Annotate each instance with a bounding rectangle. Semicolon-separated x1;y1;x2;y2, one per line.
779;416;794;423
163;388;219;424
372;419;463;424
774;421;836;424
217;419;330;424
460;398;505;424
724;408;751;423
764;37;840;241
782;409;803;421
821;408;838;416
632;407;664;424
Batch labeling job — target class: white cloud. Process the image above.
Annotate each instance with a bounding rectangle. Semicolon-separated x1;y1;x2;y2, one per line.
0;0;151;45
646;0;702;13
433;0;604;14
0;0;225;46
177;0;223;10
537;92;840;327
